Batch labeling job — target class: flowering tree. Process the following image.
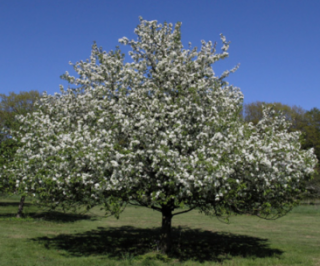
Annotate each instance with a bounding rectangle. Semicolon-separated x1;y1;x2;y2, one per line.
6;18;317;253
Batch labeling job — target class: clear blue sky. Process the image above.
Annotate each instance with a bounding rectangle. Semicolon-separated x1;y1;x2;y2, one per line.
1;0;319;110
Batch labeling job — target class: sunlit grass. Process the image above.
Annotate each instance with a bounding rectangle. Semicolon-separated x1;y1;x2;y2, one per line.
0;195;320;265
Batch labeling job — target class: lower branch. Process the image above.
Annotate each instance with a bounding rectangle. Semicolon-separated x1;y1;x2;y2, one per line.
172;207;195;216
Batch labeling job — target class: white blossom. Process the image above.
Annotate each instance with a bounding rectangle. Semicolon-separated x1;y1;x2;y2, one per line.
6;18;317;220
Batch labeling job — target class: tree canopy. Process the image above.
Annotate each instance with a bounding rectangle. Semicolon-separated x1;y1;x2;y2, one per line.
4;18;318;252
244;101;320;200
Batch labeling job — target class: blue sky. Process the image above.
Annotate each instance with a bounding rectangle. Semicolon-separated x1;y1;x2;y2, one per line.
0;0;319;110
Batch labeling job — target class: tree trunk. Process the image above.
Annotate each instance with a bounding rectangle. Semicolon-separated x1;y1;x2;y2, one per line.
16;196;25;218
160;206;173;253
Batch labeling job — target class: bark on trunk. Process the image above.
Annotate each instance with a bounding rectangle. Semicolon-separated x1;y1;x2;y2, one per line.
160;206;173;253
16;196;25;218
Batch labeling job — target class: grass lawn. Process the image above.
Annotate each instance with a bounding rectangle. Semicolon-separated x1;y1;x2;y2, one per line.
0;195;320;266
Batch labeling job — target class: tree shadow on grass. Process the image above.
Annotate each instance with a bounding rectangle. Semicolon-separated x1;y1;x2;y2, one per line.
32;226;283;263
0;211;92;223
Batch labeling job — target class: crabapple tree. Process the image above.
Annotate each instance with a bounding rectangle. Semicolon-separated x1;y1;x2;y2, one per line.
6;18;317;253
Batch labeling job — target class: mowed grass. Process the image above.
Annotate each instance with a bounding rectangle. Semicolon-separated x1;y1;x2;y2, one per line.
0;196;320;266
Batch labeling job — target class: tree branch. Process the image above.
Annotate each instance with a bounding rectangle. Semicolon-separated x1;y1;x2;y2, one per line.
172;207;195;216
128;201;162;212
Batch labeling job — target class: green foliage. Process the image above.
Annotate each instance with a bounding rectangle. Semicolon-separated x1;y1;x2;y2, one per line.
0;91;40;138
303;107;320;160
244;101;305;129
0;139;20;193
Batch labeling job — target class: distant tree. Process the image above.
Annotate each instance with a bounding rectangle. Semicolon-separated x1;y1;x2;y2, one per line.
303;108;320;160
302;108;320;198
0;91;40;137
5;18;317;253
0;90;41;217
0;138;18;192
244;102;320;157
244;101;305;130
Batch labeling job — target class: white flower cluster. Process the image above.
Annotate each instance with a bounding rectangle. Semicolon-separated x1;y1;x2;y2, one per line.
6;18;317;216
